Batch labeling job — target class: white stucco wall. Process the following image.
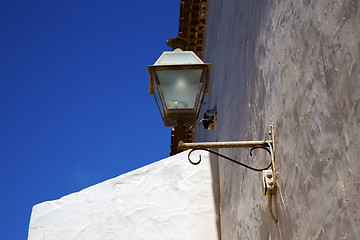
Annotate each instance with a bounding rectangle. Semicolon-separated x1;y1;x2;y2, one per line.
28;150;219;240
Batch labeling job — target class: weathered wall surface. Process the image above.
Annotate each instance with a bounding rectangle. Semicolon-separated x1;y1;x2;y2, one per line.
197;0;360;239
28;150;219;240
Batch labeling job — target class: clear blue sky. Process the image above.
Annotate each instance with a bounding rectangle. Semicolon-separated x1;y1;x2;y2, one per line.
0;1;179;239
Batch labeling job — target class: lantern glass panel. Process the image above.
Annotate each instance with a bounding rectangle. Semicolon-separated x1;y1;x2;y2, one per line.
157;69;202;110
196;89;205;115
154;86;164;119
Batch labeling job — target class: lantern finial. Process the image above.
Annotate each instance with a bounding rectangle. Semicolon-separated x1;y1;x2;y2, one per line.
166;37;189;51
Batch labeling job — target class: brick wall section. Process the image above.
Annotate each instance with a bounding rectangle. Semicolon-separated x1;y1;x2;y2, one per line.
179;0;208;59
170;127;193;156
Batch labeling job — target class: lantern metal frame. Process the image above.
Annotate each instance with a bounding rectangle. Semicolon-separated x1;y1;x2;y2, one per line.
148;50;211;127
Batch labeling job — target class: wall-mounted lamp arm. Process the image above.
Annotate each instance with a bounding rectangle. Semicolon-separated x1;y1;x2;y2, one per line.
179;140;271;150
178;125;277;197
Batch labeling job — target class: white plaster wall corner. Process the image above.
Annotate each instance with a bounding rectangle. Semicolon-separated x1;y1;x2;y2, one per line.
28;150;219;240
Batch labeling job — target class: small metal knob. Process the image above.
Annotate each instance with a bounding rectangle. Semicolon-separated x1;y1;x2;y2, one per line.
266;172;273;179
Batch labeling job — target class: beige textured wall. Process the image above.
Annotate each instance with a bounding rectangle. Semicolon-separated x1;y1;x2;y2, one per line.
195;0;360;239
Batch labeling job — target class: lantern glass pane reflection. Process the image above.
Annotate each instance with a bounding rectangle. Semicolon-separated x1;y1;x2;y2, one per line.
157;69;202;109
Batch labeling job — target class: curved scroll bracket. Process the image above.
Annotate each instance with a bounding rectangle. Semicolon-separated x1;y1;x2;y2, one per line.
188;146;272;172
179;125;277;196
250;146;271;156
181;125;278;224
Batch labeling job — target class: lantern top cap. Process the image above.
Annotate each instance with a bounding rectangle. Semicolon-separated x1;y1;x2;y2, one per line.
153;50;205;66
166;37;189;51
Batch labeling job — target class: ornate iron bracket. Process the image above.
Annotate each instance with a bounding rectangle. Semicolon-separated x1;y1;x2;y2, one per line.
178;125;277;196
187;144;272;172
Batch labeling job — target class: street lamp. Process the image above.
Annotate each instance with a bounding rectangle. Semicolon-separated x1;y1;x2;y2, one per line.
148;42;210;127
148;38;211;148
148;38;277;204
